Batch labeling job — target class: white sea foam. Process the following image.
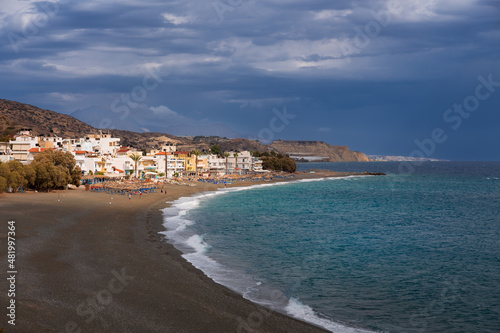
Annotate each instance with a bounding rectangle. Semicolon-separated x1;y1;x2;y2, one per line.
160;175;376;333
286;298;375;333
185;234;210;254
215;174;362;193
160;190;265;296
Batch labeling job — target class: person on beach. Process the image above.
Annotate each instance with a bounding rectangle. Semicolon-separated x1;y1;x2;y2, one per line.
128;192;131;200
140;192;142;198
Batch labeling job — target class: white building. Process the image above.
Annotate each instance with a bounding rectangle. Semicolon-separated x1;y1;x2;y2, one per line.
72;151;98;174
253;157;263;171
86;133;120;155
201;154;227;175
155;152;185;178
9;130;39;164
69;133;120;155
149;143;177;156
38;135;65;150
224;151;264;174
226;151;261;174
0;142;11;163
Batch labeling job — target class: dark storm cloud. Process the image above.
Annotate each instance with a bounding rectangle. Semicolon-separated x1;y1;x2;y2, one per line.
0;0;499;159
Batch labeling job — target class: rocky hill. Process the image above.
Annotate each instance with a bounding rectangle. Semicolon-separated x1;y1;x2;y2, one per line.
270;140;369;162
1;98;369;162
0;99;95;138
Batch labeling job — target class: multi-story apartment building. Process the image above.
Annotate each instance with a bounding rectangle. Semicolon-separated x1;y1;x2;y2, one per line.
9;129;38;164
155;152;186;178
201;154;227;175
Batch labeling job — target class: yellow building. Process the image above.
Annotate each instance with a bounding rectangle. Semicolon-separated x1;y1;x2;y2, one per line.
184;156;197;173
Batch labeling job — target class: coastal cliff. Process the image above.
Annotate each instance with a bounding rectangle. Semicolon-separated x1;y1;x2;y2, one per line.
270;140;369;162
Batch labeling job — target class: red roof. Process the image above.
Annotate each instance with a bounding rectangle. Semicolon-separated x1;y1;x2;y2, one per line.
155;152;172;156
28;147;54;153
73;151;87;154
117;148;130;153
113;168;124;173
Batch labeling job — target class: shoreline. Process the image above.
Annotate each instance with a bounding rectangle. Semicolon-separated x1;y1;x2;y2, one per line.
0;171;364;332
160;174;375;333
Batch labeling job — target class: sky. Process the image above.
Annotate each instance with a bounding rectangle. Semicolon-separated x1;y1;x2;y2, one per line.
0;0;499;160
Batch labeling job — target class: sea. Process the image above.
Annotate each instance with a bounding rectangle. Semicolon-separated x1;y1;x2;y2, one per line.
160;162;500;333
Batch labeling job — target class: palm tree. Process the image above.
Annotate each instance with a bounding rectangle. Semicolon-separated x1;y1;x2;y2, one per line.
100;156;105;171
224;152;230;175
250;150;254;171
191;150;201;177
130;153;142;178
233;152;239;174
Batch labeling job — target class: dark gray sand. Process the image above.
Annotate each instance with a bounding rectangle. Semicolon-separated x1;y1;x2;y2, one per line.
0;173;353;332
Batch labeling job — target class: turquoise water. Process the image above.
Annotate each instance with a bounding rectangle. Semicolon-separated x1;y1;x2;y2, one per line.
162;162;500;332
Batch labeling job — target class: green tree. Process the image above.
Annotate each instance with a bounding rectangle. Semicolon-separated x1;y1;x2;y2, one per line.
281;157;297;172
260;155;296;173
0;161;36;192
7;160;32;190
0;162;10;178
31;150;81;191
31;161;56;191
210;145;222;157
71;166;82;186
0;176;7;192
7;170;24;191
0;163;11;190
23;164;36;187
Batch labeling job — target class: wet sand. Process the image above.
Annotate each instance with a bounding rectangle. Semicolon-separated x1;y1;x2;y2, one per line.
0;172;356;332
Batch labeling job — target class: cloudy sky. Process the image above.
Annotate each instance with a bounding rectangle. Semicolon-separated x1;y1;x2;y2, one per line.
1;0;499;160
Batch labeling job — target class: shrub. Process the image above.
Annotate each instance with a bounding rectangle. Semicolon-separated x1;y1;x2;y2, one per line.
261;155;296;172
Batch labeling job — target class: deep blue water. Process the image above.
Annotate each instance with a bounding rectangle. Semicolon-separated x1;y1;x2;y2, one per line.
162;162;500;333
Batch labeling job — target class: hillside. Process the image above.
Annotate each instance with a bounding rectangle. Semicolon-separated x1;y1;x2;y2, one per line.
0;99;95;138
0;99;369;162
270;140;369;162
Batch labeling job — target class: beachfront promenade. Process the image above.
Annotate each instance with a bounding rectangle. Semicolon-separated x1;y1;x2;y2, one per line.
83;172;296;195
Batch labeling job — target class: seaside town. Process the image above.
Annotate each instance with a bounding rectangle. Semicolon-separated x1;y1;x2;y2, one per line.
0;129;269;181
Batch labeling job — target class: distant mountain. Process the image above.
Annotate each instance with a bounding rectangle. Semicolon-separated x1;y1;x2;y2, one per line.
1;98;370;162
367;155;449;162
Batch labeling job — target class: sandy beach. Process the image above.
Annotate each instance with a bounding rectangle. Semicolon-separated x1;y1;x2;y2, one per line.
0;172;356;333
